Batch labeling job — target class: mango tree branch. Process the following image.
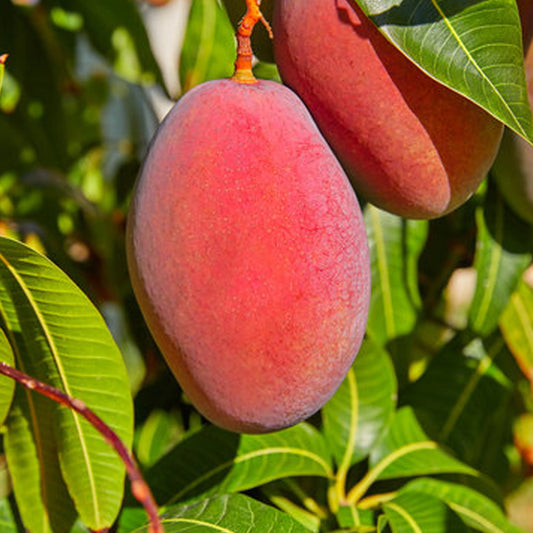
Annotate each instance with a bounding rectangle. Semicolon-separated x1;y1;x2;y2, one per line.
0;361;164;533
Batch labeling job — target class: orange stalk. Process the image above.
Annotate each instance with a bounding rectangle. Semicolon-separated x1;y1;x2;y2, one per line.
232;0;272;84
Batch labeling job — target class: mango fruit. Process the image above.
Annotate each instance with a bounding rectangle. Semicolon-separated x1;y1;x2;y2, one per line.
126;78;370;433
272;0;503;219
492;7;533;224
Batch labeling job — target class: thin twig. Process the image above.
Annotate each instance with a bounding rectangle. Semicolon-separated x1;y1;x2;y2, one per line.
0;362;164;533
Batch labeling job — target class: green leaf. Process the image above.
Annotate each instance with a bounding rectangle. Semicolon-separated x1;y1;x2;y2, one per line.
322;338;396;469
179;0;236;92
337;505;374;529
5;386;77;533
0;498;18;533
364;205;428;345
117;507;149;533
402;335;513;466
402;478;523;533
0;55;5;96
145;423;333;506
0;236;133;530
0;329;15;425
500;279;533;381
261;483;321;532
383;490;468;533
51;0;164;87
136;493;311;533
369;407;476;479
353;0;533;143
347;407;476;504
135;409;183;467
469;183;532;336
0;2;70;170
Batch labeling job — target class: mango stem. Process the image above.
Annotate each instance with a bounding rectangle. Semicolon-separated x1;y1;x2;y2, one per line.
232;0;272;84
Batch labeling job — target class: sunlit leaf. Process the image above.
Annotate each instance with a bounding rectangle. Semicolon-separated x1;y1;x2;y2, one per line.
364;205;428;345
0;498;17;533
322;338;396;469
469;183;532;336
402;478;523;533
0;328;15;425
0;54;6;96
402;335;513;466
0;236;133;530
369;407;476;480
336;504;374;529
135;409;183;467
5;386;76;533
383;490;468;533
145;423;333;506
179;0;236;92
261;483;321;532
353;0;533;143
347;407;476;504
135;493;311;533
500;279;533;381
51;0;164;87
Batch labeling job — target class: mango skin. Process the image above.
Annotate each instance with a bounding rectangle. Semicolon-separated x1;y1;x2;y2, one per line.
273;0;504;219
127;79;370;433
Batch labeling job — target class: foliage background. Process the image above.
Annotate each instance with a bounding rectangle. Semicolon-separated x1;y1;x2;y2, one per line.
0;0;533;532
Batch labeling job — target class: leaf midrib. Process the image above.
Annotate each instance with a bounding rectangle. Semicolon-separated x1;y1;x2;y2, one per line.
369;207;395;339
472;196;504;332
385;500;423;532
428;0;524;135
0;251;100;524
0;286;51;533
168;446;333;505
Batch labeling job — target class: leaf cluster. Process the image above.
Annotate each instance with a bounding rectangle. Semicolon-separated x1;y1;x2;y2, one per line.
0;0;532;532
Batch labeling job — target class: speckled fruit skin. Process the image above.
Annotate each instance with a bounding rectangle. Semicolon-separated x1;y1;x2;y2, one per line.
273;0;504;219
127;79;370;434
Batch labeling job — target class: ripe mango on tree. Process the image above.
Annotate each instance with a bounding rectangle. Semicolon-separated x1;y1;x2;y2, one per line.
273;0;504;219
127;0;370;434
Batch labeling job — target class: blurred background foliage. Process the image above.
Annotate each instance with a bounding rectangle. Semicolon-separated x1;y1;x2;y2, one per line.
1;0;533;531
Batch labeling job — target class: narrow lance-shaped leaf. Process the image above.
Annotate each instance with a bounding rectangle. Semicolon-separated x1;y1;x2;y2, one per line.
336;505;374;530
401;335;513;465
469;183;532;336
179;0;236;91
135;493;311;533
322;338;396;469
500;279;533;381
0;54;6;95
0;237;133;531
1;257;77;533
51;0;165;87
0;498;18;533
347;407;476;504
144;422;333;506
4;384;77;533
353;0;533;143
401;478;523;533
364;205;428;345
383;490;469;533
0;328;15;425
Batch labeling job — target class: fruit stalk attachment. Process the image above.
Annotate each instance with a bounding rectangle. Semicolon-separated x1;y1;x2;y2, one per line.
0;362;164;533
232;0;272;84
